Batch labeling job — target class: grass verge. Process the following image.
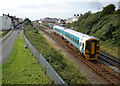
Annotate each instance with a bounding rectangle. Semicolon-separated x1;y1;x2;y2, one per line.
2;34;52;84
24;25;91;84
0;30;10;38
100;41;119;60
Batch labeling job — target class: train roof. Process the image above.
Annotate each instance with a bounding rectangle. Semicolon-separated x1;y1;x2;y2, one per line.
66;29;98;41
53;26;99;41
53;25;66;30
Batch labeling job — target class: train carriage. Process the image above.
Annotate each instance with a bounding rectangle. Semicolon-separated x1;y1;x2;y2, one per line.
53;26;100;60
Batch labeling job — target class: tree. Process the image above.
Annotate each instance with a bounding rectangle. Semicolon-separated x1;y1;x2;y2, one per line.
24;18;33;26
74;14;76;17
102;4;116;15
24;18;31;22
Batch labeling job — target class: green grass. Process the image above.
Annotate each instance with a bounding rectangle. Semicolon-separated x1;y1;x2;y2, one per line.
100;41;119;59
0;30;10;38
0;32;4;34
2;35;52;84
0;31;4;38
24;25;91;84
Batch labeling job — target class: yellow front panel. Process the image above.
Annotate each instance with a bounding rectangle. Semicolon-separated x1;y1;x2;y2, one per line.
91;42;95;54
85;50;90;53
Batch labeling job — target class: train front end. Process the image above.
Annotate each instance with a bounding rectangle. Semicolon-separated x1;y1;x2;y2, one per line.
84;39;100;60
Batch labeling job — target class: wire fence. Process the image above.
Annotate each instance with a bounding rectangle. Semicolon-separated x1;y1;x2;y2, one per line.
23;35;67;85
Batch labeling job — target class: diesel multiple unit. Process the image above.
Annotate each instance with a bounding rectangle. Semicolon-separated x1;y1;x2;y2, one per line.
53;26;100;60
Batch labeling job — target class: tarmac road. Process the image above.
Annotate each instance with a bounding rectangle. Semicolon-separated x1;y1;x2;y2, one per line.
0;25;23;64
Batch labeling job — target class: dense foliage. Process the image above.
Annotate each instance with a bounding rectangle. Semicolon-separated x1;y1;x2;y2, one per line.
66;4;120;47
24;18;33;26
102;4;116;15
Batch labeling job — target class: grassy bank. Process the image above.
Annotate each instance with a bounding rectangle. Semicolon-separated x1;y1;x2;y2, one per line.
2;34;52;84
100;41;119;59
0;30;10;38
24;25;91;84
0;31;4;38
0;32;4;35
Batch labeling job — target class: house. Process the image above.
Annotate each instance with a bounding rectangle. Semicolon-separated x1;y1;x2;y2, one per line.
7;15;19;28
0;14;12;31
18;18;23;23
65;18;74;23
65;14;80;23
65;17;79;23
57;19;65;24
38;17;57;25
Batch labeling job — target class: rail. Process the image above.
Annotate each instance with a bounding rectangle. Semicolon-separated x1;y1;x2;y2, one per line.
100;52;120;67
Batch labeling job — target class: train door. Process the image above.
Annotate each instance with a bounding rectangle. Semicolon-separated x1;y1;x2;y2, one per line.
79;39;84;53
79;39;82;51
90;40;96;58
91;42;95;54
82;43;84;53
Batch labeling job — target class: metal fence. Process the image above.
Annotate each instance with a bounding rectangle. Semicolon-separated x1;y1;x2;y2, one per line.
23;35;67;85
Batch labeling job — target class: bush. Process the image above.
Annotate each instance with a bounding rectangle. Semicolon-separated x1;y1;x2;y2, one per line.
24;18;33;26
102;4;116;15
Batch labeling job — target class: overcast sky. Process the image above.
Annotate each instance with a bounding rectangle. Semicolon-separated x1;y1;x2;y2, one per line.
0;0;119;20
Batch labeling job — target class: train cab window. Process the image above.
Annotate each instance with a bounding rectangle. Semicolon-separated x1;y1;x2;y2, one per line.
86;42;90;50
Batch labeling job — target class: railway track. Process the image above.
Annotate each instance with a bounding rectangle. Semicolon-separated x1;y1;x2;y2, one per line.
35;24;120;84
99;53;120;70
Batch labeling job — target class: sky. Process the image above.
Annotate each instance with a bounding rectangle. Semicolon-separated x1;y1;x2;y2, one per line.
0;0;119;20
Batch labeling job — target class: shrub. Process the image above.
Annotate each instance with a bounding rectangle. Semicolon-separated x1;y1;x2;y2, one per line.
102;4;116;15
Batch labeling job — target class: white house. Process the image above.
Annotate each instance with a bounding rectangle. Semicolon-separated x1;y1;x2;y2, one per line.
65;17;78;23
65;14;80;23
0;15;12;30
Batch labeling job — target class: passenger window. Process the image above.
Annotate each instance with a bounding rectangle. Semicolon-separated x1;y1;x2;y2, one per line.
80;42;81;46
77;40;79;44
82;43;84;49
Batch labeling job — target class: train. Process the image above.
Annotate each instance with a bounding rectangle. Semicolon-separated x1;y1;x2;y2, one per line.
53;25;100;60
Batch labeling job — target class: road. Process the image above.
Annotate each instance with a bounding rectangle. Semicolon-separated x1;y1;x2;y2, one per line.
0;25;23;64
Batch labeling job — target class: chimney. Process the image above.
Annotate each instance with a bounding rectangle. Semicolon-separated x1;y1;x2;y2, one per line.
8;13;9;17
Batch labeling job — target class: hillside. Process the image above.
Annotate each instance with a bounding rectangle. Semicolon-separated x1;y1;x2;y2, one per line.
66;4;120;59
